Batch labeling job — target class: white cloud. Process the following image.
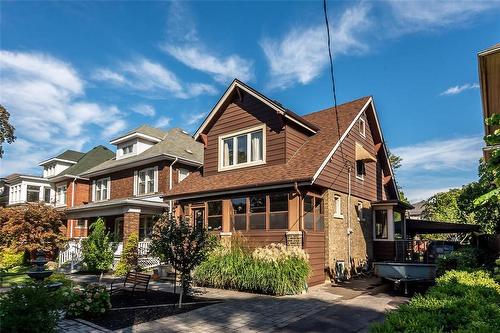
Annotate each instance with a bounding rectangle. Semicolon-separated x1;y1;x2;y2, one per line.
186;113;205;126
260;3;371;89
131;104;156;117
393;136;483;171
440;83;479;96
156;116;171;128
162;1;254;84
405;187;457;203
0;50;127;176
93;57;217;99
386;0;500;33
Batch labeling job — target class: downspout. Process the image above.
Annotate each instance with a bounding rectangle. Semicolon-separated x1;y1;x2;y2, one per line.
169;158;179;214
347;165;352;273
70;177;77;239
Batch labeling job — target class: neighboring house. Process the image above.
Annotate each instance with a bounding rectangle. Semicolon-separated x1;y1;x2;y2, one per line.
5;150;84;206
478;43;500;160
46;146;115;238
64;125;203;244
163;79;411;285
408;200;426;220
0;178;8;207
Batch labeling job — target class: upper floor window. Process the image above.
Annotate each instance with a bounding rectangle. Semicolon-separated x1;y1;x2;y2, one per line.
56;185;67;206
93;177;110;201
356;160;365;180
27;185;40;202
359;118;366;137
219;125;265;171
134;167;158;195
178;168;189;182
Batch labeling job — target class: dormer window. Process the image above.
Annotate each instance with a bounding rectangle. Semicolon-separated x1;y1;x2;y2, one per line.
219;125;265;171
359;118;366;137
123;144;134;155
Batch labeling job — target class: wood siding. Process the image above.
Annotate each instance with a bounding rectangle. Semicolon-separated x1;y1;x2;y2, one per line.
304;231;326;286
315;107;389;201
373;241;396;261
203;94;286;176
285;123;309;161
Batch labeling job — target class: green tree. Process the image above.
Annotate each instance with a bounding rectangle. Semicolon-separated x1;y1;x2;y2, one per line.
0;104;16;158
114;232;139;276
388;150;402;170
422;188;474;224
81;218;114;274
475;114;500;206
150;214;215;308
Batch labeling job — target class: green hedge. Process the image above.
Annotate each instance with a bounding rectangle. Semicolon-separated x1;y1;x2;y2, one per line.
0;248;25;270
193;245;310;296
370;270;500;333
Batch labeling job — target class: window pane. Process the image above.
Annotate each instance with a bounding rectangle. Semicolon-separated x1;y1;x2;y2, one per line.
237;135;247;164
223;138;234;166
304;213;314;230
356;161;365;177
270;193;288;212
249;195;266;213
315;214;324;231
270;212;287;229
233;215;246;230
304;196;313;213
208;201;222;216
315;198;323;214
249;213;265;229
375;210;388;239
232;198;246;214
208;216;222;231
27;185;40;202
44;188;51;202
250;131;263;161
147;169;155;193
138;172;146;194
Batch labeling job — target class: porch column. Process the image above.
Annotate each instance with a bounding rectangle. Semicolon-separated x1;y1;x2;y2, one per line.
123;209;140;241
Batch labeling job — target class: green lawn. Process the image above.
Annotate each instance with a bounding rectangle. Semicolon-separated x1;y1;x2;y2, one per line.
0;266;30;287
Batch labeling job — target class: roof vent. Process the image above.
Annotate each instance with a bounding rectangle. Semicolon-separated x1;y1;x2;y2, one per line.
185;149;193;154
181;130;189;135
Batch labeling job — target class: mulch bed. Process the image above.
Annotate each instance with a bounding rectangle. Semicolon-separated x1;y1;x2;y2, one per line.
85;289;219;330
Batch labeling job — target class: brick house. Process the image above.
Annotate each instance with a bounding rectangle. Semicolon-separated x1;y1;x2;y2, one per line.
64;126;203;247
163;79;411;285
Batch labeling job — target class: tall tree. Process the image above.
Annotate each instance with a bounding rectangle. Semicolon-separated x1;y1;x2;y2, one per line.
0;104;16;158
388;150;402;170
422;188;474;224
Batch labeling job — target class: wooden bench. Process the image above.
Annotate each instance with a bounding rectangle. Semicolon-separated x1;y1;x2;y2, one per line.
110;271;151;295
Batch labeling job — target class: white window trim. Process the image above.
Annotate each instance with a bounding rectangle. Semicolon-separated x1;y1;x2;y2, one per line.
93;177;111;202
218;124;266;172
333;195;343;219
56;185;67;207
356;160;365;181
359;117;366;138
135;166;158;196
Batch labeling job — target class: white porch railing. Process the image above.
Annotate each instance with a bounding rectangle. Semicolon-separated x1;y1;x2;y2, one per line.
59;239;84;271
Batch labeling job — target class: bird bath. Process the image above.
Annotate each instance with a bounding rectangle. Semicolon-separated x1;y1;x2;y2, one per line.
27;250;54;281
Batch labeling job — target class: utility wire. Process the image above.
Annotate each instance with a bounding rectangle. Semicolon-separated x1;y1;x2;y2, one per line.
323;0;347;164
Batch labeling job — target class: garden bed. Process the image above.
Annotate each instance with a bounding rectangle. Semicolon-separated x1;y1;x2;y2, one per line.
86;289;219;330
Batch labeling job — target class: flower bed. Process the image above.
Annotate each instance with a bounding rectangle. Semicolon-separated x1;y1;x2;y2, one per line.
194;243;311;295
370;270;500;332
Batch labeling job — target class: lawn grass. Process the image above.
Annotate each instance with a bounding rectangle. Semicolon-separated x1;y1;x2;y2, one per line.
0;266;30;287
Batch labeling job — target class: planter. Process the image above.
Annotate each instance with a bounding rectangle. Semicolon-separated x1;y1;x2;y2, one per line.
157;264;174;279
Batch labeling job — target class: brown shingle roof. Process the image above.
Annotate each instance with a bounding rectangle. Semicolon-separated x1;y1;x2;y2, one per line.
164;96;371;199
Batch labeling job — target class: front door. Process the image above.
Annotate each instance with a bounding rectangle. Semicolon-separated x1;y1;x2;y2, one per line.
192;208;205;230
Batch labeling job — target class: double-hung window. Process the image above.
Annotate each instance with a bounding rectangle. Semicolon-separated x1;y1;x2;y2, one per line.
219;126;265;170
356;160;365;180
135;167;158;195
334;195;343;218
27;185;40;202
94;178;110;201
56;185;67;206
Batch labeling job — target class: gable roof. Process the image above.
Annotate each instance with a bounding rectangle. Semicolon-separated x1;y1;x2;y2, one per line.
164;96;397;199
48;146;115;180
194;79;319;140
81;128;203;177
109;124;168;145
39;149;84;166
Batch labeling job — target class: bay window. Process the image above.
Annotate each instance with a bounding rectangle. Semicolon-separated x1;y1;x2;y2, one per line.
220;126;265;170
93;177;110;201
207;201;222;231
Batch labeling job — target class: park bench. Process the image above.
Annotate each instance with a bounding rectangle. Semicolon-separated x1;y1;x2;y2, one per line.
110;271;151;295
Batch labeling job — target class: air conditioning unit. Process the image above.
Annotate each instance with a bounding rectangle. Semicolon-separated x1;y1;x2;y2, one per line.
335;259;346;282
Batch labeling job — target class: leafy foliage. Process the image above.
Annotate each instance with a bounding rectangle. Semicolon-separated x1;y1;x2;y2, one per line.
114;232;139;276
436;247;483;276
0;203;66;255
194;242;311;295
388;150;402;170
0;247;25;270
64;283;111;318
150;214;216;298
370;270;500;333
0;104;16;158
81;218;114;273
0;281;64;333
422;188;473;223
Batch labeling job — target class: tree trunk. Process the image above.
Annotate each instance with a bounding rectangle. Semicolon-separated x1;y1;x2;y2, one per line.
178;275;184;309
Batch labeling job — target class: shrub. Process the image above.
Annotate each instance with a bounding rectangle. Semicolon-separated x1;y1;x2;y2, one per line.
114;233;139;276
64;283;111;318
436;247;483;275
46;272;74;287
194;243;311;296
0;247;25;270
370;270;500;333
81;218;114;273
0;281;64;333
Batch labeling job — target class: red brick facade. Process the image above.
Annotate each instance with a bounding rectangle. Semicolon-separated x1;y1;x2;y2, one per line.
123;211;140;241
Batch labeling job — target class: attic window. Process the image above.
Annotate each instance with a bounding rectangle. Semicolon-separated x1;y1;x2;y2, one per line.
123;144;134;155
359;118;366;137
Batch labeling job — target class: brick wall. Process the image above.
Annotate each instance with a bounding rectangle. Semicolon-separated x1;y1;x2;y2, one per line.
66;180;91;207
123;211;140;241
324;190;373;274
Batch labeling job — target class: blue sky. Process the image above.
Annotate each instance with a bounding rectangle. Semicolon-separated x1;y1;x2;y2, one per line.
1;1;499;201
